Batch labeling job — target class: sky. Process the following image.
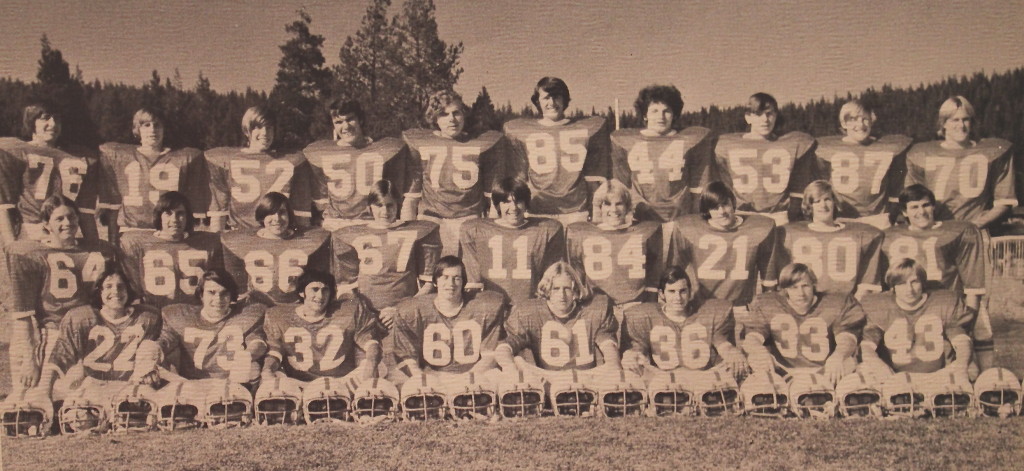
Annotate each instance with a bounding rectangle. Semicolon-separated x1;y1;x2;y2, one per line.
1;0;1023;114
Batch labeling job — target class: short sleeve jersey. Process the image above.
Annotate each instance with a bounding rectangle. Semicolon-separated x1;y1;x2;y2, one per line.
813;135;912;217
504;294;616;371
331;220;442;311
403;129;505;219
669;214;776;306
158;303;266;380
119;231;224;309
503;117;611;215
860;290;973;373
745;292;865;369
0;147;26;210
264;300;382;381
610;127;714;221
566;221;662;305
881;221;985;296
905;138;1016;222
221;227;332;306
768;221;884;296
47;304;162;381
459;217;565;304
391;291;506;373
97;143;207;228
0;138;99;226
620;298;734;371
712;132;817;213
204;147;314;230
303;137;414;221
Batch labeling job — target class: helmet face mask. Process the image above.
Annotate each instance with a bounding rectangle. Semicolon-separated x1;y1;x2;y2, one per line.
926;372;974;418
836;372;882;418
598;369;647;418
551;370;598;417
692;369;740;417
401;373;447;421
156;381;203;431
110;384;159;433
59;385;110;435
255;377;303;426
446;371;498;420
789;373;835;419
497;368;546;419
202;380;253;429
742;372;790;418
451;392;496;419
974;368;1022;418
2;409;50;437
351;377;398;423
882;373;926;418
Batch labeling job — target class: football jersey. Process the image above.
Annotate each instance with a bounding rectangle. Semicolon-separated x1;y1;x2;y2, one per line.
391;291;506;373
1;239;118;325
610;127;714;221
221;227;331;306
669;214;776;306
403;129;504;219
566;221;662;305
503;117;611;215
303;138;413;221
47;304;162;381
905;138;1016;222
159;303;266;380
620;298;734;371
0;138;99;228
745;292;865;369
881;221;985;296
712;132;817;213
768;221;883;296
860;290;973;373
97;143;207;229
119;231;224;309
264;300;382;381
331;220;442;311
813;135;912;217
459;217;565;304
204;147;313;230
0;147;25;211
504;294;616;371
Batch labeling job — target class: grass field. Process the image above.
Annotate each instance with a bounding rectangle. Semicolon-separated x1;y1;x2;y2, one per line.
1;316;1024;470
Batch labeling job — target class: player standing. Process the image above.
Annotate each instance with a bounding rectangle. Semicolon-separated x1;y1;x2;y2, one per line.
0;148;23;243
504;77;611;225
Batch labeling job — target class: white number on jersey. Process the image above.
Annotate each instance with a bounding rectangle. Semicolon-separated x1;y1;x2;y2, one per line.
243;249;307;293
283;325;347;372
351;230;416;274
82;324;145;372
123;161;181;206
726;148;792;194
649;323;711;370
421;146;480;190
770;315;830;363
230;159;294;203
183;326;245;371
322;151;384;199
524;130;588;174
581;235;645;280
46;252;106;299
422;321;482;367
142;249;209;297
540;320;594;367
487;235;532;280
829;151;894;195
884;315;944;366
791;236;858;282
696;235;750;281
627;139;687;184
923;155;988;199
888;237;941;282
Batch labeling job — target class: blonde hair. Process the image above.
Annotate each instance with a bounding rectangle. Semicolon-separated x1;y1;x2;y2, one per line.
777;263;818;291
424;90;466;128
936;96;975;139
838;100;876;131
592;179;632;223
241;106;274;140
801;180;838;220
536;261;592;303
885;258;928;287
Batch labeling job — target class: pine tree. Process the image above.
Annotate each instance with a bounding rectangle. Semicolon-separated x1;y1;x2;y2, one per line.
393;0;464;128
270;9;333;149
470;86;499;133
334;0;403;138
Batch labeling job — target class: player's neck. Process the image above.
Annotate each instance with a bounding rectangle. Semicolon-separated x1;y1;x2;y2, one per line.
137;145;167;158
243;145;271;154
434;296;465;318
46;236;78;249
155;230;188;242
296;304;327;323
661;305;691;322
335;136;371;148
368;219;402;229
258;227;294;240
908;221;938;232
640;129;677;138
842;135;874;145
742;132;775;141
708;216;742;231
99;305;130;324
941;139;974;150
786;296;817;315
200;306;231;324
537;117;570;127
29;137;57;147
495;218;528;228
896;294;928;311
808;221;842;231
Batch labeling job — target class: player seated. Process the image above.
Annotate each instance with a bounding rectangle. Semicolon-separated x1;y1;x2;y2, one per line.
119;191;223;309
769;180;883;299
712;93;817;226
459;177;565;304
610;84;713;222
221;191;331;306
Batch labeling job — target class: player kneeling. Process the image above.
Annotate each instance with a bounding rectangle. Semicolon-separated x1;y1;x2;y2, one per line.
620;266;746;417
261;268;387;424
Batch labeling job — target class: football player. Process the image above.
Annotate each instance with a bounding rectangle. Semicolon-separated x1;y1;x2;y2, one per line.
332;179;441;315
610;84;713;222
768;180;884;299
620;266;747;380
403;90;505;256
2;195;118;391
0;148;22;243
743;263;865;385
459;177;565;304
221;192;331;306
205;106;314;232
504;77;610;226
905;96;1015;228
96;107;206;244
812;100;912;229
711;93;817;225
566;179;662;308
304;100;416;230
495;261;619;372
119;191;223;309
0;104;101;241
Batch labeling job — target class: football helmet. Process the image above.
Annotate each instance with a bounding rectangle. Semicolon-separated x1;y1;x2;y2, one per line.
835;372;882;418
921;370;973;418
109;382;158;433
646;370;696;417
548;369;599;417
154;381;205;431
691;369;742;416
741;371;789;418
201;379;253;428
303;376;354;424
594;367;647;418
495;365;547;419
400;372;448;420
0;388;53;437
59;380;112;435
880;372;926;418
255;376;304;425
787;373;835;419
442;371;498;420
974;368;1022;418
351;377;400;423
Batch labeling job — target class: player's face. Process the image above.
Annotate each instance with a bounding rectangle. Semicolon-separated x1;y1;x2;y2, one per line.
436;266;465;303
100;273;130;310
262;206;290;238
810;193;835;224
943;108;972;145
892;276;925;306
45;205;79;242
248;124;275;151
201;280;232;314
601;193;630;226
538;90;567;122
707;201;737;229
903;199;935;230
659;279;692;315
435;104;465;139
34;113;61;144
332;113;364;146
160;204;189;237
370;196;398;223
744;109;777;137
546;273;577;318
138;117;165;148
841;112;873;143
783;275;816;313
301;281;331;314
498;197;527;226
645;102;675;136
